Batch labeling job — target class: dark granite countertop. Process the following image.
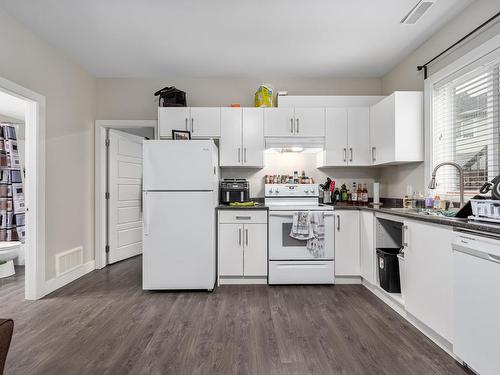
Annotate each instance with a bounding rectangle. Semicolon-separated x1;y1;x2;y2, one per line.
332;203;500;236
216;202;268;210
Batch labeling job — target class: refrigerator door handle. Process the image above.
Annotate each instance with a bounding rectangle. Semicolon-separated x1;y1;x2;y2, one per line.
143;192;149;236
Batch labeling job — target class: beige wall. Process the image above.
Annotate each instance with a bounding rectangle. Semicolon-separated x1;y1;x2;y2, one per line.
0;9;96;280
96;77;382;119
379;0;500;198
97;77;383;196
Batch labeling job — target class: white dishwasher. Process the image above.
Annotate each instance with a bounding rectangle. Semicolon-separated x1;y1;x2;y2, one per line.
452;230;500;375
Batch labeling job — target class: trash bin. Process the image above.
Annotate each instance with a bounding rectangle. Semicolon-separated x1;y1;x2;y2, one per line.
376;248;401;293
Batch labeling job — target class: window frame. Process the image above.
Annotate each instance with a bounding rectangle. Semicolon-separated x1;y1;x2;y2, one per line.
425;34;500;201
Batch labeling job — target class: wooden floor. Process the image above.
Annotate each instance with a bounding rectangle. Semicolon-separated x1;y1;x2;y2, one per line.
0;257;469;375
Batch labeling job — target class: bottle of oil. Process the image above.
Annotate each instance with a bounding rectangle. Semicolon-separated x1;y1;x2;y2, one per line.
340;183;348;202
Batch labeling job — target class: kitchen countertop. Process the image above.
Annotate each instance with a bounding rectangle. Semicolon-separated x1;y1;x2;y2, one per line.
216;203;268;210
333;203;500;236
216;200;500;235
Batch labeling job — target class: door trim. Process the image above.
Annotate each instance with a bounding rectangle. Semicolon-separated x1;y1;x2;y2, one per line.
94;120;157;269
0;77;46;300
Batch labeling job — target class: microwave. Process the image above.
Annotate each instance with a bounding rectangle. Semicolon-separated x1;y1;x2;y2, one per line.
220;179;250;204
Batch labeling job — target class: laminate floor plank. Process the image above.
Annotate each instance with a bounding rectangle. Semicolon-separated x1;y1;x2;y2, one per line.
0;257;470;375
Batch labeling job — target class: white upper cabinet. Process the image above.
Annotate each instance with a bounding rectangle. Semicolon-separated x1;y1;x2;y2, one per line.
220;108;243;166
220;108;264;167
242;108;264;167
294;108;325;137
347;108;371;166
264;108;325;137
264;108;295;137
158;107;190;138
320;107;370;167
324;108;348;166
158;107;221;139
189;107;221;138
370;91;423;165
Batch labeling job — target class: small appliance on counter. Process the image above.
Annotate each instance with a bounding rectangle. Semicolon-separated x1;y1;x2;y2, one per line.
220;179;250;204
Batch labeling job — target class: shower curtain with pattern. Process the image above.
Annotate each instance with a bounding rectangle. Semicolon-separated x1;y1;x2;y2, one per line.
0;123;25;242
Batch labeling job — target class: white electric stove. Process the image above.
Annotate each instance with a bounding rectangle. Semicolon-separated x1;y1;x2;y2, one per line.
265;184;335;285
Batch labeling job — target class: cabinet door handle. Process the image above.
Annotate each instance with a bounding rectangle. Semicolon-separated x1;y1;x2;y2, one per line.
350;147;353;162
191;118;194;133
402;225;408;248
238;148;241;163
290;118;294;133
372;147;376;162
337;215;341;231
245;228;248;246
185;118;188;131
238;228;242;246
235;216;251;220
244;148;247;163
343;148;347;162
296;118;299;133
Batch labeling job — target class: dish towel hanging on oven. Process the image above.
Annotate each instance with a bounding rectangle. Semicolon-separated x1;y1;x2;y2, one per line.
307;212;325;258
289;212;325;258
289;212;314;241
0;123;25;242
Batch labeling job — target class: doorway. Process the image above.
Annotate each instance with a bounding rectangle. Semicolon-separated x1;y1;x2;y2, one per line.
0;77;46;300
94;120;156;269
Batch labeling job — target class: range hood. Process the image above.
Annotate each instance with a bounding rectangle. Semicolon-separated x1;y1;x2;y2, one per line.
265;137;325;153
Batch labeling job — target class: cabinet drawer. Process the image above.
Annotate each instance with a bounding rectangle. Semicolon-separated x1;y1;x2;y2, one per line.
219;210;267;224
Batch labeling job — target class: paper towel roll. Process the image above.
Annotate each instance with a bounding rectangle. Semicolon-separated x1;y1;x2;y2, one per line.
373;182;380;204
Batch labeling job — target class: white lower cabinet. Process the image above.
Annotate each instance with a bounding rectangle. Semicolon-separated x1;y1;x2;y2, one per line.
334;210;360;276
360;210;375;284
403;220;453;342
218;210;267;281
219;223;244;276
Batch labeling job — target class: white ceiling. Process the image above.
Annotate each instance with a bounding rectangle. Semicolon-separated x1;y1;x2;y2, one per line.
0;91;26;121
0;0;472;78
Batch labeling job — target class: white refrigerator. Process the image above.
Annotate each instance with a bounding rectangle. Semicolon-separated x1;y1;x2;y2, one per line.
142;140;219;290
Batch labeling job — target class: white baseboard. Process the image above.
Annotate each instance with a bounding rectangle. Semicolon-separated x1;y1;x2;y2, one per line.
219;277;268;285
43;260;95;297
334;276;362;284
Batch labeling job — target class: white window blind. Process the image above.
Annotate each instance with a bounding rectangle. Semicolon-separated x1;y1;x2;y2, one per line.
432;50;500;200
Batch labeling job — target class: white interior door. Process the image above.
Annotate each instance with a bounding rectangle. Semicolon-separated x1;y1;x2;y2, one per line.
108;129;144;264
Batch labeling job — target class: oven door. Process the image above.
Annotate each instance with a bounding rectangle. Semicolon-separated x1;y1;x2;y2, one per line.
269;211;334;260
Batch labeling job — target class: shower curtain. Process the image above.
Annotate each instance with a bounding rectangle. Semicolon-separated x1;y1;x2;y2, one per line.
0;123;25;242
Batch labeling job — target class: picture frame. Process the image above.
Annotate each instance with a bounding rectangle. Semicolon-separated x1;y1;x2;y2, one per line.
171;130;191;140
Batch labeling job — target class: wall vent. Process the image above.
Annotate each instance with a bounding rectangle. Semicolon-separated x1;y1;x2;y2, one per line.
401;0;435;24
55;246;83;277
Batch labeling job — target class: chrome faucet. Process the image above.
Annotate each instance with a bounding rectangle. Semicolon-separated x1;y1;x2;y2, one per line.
428;162;464;208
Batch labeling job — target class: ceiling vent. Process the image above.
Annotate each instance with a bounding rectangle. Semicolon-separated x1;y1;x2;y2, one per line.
401;0;435;24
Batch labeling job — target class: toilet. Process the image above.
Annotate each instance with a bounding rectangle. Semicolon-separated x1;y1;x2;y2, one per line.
0;242;21;278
